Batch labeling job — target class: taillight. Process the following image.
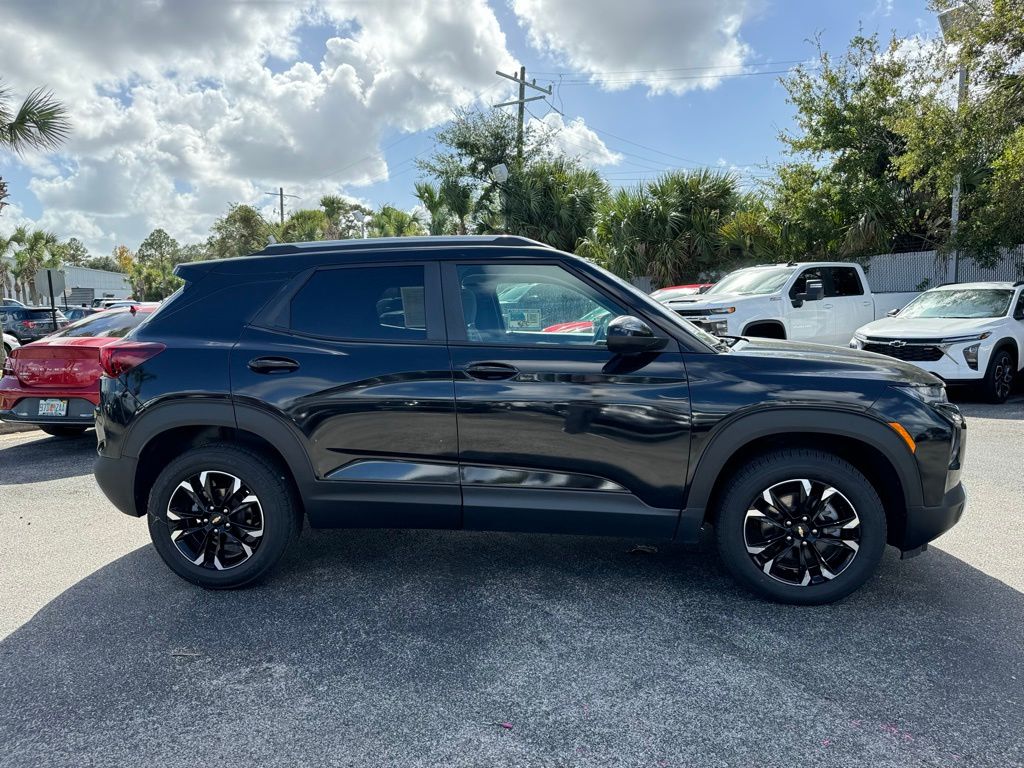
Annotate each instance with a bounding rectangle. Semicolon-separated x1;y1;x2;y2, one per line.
99;341;166;378
1;348;16;376
19;320;35;329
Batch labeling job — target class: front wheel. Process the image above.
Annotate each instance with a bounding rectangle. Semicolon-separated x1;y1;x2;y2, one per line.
981;348;1016;404
715;449;887;605
147;443;301;589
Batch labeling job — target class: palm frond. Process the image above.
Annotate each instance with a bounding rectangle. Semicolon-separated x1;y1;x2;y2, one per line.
1;86;71;154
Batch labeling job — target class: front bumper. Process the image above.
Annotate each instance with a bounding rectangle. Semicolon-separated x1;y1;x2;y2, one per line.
95;452;141;517
851;338;996;382
903;482;967;551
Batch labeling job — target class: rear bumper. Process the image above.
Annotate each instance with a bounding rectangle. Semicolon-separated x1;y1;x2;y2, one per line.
94;452;141;517
0;376;98;426
903;482;967;551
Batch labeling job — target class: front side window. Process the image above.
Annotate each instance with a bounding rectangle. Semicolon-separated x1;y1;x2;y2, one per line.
789;267;824;299
898;288;1014;319
290;265;427;341
456;263;625;345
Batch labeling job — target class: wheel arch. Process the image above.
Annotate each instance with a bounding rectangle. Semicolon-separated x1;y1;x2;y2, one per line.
742;319;787;339
992;336;1019;366
123;400;313;517
678;408;923;546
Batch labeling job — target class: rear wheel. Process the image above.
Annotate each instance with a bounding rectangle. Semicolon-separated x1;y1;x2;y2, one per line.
715;449;886;605
147;443;301;589
981;348;1015;404
40;425;88;438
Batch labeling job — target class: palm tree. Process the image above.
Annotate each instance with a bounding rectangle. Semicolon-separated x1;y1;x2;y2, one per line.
367;205;424;238
413;182;453;235
1;82;70;216
13;229;60;303
439;177;473;235
0;227;26;299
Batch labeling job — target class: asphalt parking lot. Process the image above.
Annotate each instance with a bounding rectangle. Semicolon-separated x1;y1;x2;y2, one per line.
1;396;1022;768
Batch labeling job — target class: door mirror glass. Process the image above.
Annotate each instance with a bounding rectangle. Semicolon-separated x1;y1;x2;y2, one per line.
803;279;825;302
606;315;668;355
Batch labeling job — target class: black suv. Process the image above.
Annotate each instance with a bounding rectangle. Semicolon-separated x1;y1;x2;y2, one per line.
93;236;966;604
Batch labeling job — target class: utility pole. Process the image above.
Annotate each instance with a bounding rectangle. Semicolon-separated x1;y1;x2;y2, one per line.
939;4;968;283
494;66;552;164
264;187;299;226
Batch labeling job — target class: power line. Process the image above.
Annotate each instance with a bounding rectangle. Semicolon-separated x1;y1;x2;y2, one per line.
493;65;552;163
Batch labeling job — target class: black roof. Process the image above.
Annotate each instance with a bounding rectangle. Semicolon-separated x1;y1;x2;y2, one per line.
177;235;557;278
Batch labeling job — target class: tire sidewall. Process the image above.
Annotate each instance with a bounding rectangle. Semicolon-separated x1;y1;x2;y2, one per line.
716;453;887;605
984;349;1015;404
147;445;297;589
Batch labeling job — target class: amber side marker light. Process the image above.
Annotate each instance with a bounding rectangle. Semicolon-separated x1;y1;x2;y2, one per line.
888;421;917;453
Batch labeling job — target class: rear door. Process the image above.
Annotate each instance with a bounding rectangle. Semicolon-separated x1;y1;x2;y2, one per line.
230;260;460;529
827;266;873;344
443;258;691;538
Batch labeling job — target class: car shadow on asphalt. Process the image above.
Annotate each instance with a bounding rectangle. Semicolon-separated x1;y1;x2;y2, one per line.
0;430;95;483
0;528;1021;767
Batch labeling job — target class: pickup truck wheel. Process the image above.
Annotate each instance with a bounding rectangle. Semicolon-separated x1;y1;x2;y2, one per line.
981;348;1015;404
146;443;301;589
715;449;886;605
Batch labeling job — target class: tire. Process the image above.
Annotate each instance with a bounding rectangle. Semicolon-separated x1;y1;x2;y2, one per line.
147;443;301;589
40;425;88;438
714;448;886;605
981;347;1016;404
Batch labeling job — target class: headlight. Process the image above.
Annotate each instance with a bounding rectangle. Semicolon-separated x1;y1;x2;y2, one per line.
708;307;735;315
704;319;729;336
893;382;948;405
940;331;991;344
850;334;865;349
962;344;980;370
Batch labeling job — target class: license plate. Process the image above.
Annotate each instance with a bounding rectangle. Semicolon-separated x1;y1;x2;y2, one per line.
38;399;68;417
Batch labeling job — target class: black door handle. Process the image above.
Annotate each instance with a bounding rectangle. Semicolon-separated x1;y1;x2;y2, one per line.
248;356;300;374
465;362;519;381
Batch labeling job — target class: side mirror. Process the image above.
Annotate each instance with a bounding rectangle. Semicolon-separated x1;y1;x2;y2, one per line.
887;308;900;317
792;278;824;308
606;315;668;355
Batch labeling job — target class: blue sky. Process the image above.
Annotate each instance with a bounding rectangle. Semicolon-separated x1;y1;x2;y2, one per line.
0;0;941;253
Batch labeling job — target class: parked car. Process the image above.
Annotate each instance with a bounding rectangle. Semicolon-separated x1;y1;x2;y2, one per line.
1;297;26;308
93;236;966;604
2;332;19;358
62;306;101;323
0;304;157;436
91;297;136;309
851;281;1024;403
650;283;714;301
0;305;69;343
661;262;918;346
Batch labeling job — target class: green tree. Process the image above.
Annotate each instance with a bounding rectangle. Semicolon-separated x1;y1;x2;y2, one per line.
84;254;125;273
12;229;60;303
56;237;90;266
489;157;608;252
279;209;329;242
367;205;424;238
0;227;26;299
134;228;183;299
207;204;274;259
319;194;372;239
0;81;70;215
413;182;453;235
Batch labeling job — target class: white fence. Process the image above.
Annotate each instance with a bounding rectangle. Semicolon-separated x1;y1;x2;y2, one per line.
863;245;1024;293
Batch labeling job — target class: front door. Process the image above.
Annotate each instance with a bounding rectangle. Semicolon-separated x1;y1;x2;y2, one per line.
443;260;691;538
231;261;460;529
788;266;835;343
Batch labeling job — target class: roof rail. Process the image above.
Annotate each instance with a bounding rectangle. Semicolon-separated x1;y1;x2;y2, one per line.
256;234;552;256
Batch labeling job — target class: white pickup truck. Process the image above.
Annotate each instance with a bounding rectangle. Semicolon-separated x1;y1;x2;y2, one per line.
659;262;919;346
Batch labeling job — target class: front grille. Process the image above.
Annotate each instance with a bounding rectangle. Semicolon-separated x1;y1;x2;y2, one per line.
673;309;710;317
863;341;944;362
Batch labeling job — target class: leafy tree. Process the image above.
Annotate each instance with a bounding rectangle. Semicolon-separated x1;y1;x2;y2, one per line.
0;81;70;215
57;237;90;266
367;205;424;237
84;254;125;273
134;228;184;299
12;229;60;303
319;194;372;239
581;169;748;285
136;228;181;264
279;209;329;242
206;204;274;259
487;157;609;253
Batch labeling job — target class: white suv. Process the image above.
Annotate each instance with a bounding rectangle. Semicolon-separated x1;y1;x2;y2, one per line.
851;281;1024;403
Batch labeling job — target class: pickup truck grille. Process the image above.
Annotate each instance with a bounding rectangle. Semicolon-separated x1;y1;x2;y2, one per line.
863;341;944;362
673;309;710;317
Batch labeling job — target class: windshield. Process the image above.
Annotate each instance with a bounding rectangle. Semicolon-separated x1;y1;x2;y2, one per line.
898;288;1013;319
51;308;149;338
706;267;794;296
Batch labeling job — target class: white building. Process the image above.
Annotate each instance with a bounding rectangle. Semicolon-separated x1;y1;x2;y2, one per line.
1;258;131;306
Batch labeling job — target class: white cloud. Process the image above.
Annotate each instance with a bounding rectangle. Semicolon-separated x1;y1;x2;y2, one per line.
0;0;518;253
530;113;622;167
511;0;753;95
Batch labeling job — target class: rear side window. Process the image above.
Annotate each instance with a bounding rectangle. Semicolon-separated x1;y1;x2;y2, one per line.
829;267;864;297
26;308;66;321
52;309;148;339
290;266;427;341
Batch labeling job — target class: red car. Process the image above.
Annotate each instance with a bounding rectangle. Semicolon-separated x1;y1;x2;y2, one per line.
0;304;157;437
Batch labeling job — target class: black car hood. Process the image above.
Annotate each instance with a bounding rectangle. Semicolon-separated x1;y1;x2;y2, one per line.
727;336;941;387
